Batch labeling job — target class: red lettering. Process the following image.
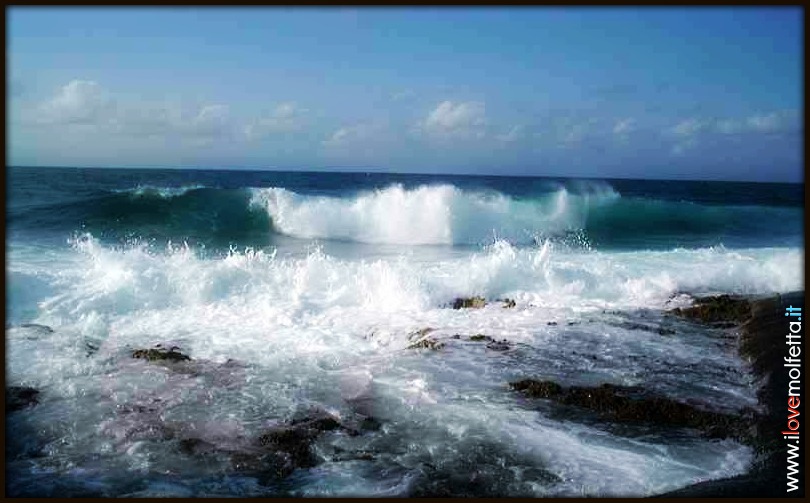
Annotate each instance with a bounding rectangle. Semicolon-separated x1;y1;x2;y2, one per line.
788;396;800;409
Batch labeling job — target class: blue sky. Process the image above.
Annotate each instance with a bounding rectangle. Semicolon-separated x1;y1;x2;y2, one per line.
7;7;803;181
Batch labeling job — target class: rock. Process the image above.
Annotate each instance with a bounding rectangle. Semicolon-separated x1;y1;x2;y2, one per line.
669;294;753;325
6;386;40;412
178;437;219;456
408;327;435;339
657;327;676;335
469;334;493;342
359;416;382;432
131;344;191;363
19;323;54;333
486;339;512;351
452;296;487;309
256;410;345;471
509;379;749;439
509;379;562;398
546;321;558;326
407;338;445;350
333;450;376;462
499;298;517;308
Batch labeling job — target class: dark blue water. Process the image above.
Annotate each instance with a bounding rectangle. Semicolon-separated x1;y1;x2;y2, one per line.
6;166;804;252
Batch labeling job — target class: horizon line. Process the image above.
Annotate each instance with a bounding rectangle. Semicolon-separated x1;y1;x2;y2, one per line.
8;164;803;185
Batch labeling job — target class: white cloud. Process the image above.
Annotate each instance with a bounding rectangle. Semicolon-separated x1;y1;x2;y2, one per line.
36;80;113;125
420;100;486;138
185;104;231;137
677;110;800;139
244;102;307;140
495;125;525;143
323;122;385;147
612;118;636;135
746;112;786;133
715;119;743;135
670;118;707;137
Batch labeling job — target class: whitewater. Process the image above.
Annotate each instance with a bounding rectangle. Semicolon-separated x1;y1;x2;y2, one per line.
5;167;804;497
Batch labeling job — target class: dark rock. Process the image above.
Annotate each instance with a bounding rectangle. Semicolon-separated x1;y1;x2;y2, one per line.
19;323;54;333
6;386;40;412
452;296;487;309
359;416;382;431
669;294;752;325
255;410;346;472
333;450;376;462
509;379;563;398
407;338;445;350
499;298;517;308
469;334;493;342
486;339;512;351
178;437;219;456
509;380;749;440
546;321;558;326
451;334;461;339
131;345;191;363
657;327;676;335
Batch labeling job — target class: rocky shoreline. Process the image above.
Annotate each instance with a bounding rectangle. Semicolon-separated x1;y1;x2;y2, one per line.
5;292;804;497
657;291;805;497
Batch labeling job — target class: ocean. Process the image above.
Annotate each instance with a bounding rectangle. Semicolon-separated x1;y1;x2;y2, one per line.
5;166;804;496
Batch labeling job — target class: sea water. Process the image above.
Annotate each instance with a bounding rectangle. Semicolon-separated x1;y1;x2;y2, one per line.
5;166;804;496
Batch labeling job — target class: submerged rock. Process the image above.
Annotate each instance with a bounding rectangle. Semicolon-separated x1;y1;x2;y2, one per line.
131;344;191;363
256;410;345;472
509;379;749;439
6;386;40;413
451;296;487;309
669;294;752;325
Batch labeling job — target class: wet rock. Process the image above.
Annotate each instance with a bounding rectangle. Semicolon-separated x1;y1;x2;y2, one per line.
452;296;487;309
669;294;752;325
256;410;344;471
178;437;219;456
332;450;376;462
657;327;676;335
498;298;517;308
546;321;558;326
509;379;749;439
19;323;54;333
407;338;445;350
485;339;512;351
358;416;382;432
131;344;191;363
509;379;562;398
408;327;435;339
6;386;40;413
468;334;493;342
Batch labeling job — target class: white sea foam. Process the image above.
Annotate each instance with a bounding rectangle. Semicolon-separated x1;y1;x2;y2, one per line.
6;235;802;496
249;183;619;245
114;184;206;198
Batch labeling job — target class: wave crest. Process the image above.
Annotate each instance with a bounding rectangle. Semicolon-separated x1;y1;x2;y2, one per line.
250;183;620;246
